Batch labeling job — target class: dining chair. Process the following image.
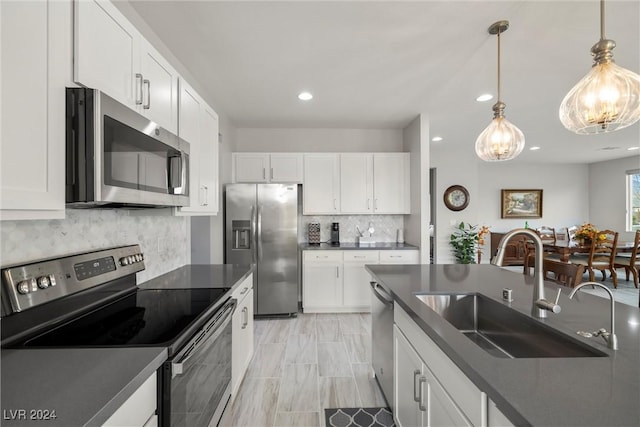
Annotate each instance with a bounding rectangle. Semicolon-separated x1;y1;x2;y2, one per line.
537;226;556;244
570;229;619;287
543;259;584;288
555;227;568;241
613;230;640;289
523;228;560;275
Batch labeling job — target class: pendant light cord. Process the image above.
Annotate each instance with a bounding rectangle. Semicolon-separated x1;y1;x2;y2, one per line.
600;0;605;40
497;29;501;102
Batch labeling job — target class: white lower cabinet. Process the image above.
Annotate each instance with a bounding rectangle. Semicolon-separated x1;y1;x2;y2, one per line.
302;250;418;313
231;275;254;396
343;251;379;308
102;372;157;427
395;303;487;427
303;251;343;311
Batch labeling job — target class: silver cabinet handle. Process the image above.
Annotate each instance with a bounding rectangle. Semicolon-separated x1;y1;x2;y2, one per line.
333;199;337;210
143;79;151;109
367;198;371;210
135;73;144;105
413;369;421;402
336;266;339;278
240;286;249;295
203;185;208;206
263;168;266;180
270;167;274;180
418;376;427;411
374;199;378;210
241;306;248;329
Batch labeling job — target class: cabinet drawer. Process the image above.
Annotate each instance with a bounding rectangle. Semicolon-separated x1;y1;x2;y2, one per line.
343;251;379;263
232;274;253;302
379;250;419;264
303;251;342;262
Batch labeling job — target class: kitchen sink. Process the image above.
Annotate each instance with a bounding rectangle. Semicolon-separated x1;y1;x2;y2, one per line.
415;293;607;359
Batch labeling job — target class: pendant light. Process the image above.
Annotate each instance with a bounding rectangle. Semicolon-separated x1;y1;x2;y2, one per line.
559;0;640;134
475;20;525;162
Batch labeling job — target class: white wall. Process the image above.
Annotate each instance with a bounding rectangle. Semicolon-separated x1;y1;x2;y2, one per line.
430;147;590;263
235;128;403;152
402;114;430;263
589;155;640;242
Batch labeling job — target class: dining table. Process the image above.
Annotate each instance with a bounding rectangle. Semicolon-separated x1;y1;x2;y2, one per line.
543;240;635;262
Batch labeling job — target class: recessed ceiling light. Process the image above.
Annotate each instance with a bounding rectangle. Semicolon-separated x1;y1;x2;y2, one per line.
298;92;313;101
476;93;493;102
431;136;443;142
529;146;541;151
627;146;639;151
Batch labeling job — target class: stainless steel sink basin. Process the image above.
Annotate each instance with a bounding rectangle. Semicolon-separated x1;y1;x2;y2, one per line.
415;293;607;359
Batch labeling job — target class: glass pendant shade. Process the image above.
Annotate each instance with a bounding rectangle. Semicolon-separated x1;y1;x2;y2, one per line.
475;113;525;161
559;60;640;134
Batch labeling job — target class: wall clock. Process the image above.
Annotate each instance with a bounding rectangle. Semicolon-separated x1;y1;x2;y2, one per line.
443;185;469;211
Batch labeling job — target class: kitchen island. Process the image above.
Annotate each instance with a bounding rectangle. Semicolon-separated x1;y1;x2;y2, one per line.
366;263;640;426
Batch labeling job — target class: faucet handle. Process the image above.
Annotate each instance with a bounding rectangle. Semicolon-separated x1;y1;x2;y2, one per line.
553;288;562;305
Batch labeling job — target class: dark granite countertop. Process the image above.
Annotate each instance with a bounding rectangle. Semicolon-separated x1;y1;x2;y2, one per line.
300;242;419;250
1;347;167;427
365;264;640;426
138;263;254;290
0;264;254;427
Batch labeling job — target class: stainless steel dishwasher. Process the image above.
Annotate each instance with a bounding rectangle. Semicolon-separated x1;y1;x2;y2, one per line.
370;280;394;410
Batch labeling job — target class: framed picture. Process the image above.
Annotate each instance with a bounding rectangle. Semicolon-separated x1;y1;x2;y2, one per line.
501;189;543;219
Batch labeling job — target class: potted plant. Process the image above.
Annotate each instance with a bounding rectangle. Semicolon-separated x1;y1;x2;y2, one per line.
449;222;490;264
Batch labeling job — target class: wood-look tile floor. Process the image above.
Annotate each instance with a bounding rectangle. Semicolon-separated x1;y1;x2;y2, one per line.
220;313;386;427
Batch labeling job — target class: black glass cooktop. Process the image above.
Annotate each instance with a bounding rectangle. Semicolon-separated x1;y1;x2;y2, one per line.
23;288;229;348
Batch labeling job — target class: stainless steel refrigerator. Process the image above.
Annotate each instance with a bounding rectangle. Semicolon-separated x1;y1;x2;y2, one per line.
224;184;299;316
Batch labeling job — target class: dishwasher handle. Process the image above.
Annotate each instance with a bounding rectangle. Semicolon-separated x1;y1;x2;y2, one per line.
370;282;394;306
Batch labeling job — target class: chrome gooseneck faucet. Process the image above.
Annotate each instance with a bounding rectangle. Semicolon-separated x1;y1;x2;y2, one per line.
491;228;561;318
568;282;618;350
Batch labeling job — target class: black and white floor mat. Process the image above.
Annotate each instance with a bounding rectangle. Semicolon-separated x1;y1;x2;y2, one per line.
324;407;395;427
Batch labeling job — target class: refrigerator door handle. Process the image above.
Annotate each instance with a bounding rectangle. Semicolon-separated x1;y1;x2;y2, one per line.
250;204;257;264
257;206;263;261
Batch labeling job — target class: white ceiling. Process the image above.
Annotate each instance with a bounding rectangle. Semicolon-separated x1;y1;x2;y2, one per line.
127;0;640;164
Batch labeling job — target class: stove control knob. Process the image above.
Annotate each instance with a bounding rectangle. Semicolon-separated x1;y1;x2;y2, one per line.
17;280;32;294
120;257;129;266
128;255;135;264
37;276;51;289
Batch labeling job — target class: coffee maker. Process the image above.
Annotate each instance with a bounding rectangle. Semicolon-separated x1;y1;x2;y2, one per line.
330;222;340;246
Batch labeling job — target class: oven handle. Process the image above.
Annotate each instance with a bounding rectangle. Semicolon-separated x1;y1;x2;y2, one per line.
172;299;237;378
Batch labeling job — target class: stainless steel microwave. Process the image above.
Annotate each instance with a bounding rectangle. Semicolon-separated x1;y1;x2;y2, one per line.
66;88;189;208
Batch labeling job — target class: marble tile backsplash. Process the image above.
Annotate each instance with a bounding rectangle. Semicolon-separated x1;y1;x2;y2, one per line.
0;209;188;284
299;215;404;243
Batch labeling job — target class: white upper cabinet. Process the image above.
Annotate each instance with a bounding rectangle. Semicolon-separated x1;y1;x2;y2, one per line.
74;0;178;133
233;153;303;183
74;0;138;107
139;39;179;133
340;154;374;213
303;154;340;214
373;153;410;214
1;0;68;220
234;153;270;183
175;79;219;216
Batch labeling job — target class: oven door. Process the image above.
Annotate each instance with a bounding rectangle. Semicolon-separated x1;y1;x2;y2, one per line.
161;298;236;427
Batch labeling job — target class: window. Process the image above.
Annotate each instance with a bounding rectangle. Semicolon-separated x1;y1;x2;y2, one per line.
627;169;640;231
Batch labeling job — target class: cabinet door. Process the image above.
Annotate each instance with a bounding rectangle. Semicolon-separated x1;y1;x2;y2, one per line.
1;0;65;220
234;153;270;183
139;40;179;133
340;154;373;213
342;251;378;309
373;153;410;214
303;262;342;310
394;325;425;427
176;80;202;212
303;154;340;214
270;153;303;183
198;105;219;214
428;372;473;427
74;0;139;108
232;280;254;396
